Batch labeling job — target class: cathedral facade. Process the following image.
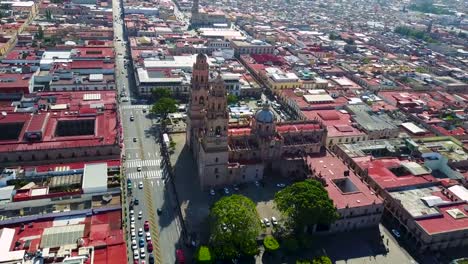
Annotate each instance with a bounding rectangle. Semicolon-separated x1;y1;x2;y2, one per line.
187;54;327;190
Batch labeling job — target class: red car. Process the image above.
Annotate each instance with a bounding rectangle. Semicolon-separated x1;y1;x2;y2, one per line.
147;241;153;252
134;260;139;264
176;249;185;264
144;221;150;231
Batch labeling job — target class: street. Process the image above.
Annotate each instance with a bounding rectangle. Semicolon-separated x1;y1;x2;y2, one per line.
112;0;183;263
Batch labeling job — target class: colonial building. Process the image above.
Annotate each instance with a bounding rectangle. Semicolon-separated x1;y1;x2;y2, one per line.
190;0;229;28
187;54;327;189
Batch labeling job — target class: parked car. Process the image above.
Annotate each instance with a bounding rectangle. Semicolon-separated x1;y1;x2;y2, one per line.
133;251;139;260
137;166;142;172
145;232;151;241
138;211;143;219
276;183;286;188
392;229;401;238
255;181;260;187
209;189;215;196
133;137;137;142
131;239;137;250
157;208;162;215
140;248;146;258
139;181;143;189
139;238;145;248
263;218;270;227
224;187;229;195
148;254;154;264
147;241;153;252
138;228;143;237
144;221;149;231
271;216;278;226
134;198;139;205
130;116;134;121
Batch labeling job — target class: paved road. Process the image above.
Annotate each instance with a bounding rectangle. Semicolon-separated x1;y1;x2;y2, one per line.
111;0;183;263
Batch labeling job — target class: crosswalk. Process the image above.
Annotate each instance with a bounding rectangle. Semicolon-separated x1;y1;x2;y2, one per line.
126;159;161;168
121;105;150;110
127;169;164;180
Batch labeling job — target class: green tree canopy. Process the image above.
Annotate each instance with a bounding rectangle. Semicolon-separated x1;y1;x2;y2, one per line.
209;194;261;260
151;88;172;101
274;179;338;234
312;256;332;264
195;246;213;263
263;235;279;251
150;97;177;119
227;93;239;105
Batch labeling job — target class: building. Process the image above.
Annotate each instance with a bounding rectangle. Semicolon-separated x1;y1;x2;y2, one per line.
345;104;400;140
231;40;275;57
190;0;229;28
187;54;326;189
306;154;384;233
0;91;121;165
302;110;368;149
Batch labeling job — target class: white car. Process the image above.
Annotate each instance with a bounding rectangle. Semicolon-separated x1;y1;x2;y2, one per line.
139;228;144;236
131;239;137;250
263;218;270;227
145;232;151;241
137;166;142;172
271;216;278;226
139;181;143;189
133;251;139;260
209;189;215;196
138;211;143;219
130;223;135;232
255;181;260;187
276;183;286;188
224;187;229;195
131;231;136;239
140;248;146;258
130;210;134;215
130;216;135;223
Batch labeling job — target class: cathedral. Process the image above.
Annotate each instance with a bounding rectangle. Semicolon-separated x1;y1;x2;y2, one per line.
187;54;327;190
190;0;229;28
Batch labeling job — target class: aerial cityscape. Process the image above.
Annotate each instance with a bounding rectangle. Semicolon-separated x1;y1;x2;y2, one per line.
0;0;467;263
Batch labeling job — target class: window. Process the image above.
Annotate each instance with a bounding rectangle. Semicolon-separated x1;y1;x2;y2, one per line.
215;157;218;163
216;175;219;179
229;170;232;175
214;168;218;173
242;175;245;179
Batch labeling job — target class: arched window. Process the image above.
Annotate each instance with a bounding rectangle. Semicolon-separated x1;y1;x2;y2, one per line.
199;96;204;105
214;168;219;173
215;126;221;136
215;157;218;163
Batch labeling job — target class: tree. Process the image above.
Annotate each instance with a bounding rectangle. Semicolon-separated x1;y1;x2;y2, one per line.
227;93;239;105
263;235;280;251
312;256;332;264
150;97;177;119
209;195;261;260
274;179;338;234
195;246;213;263
151;88;172;101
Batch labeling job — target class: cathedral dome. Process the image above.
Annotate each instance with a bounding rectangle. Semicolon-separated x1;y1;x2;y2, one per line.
255;102;276;124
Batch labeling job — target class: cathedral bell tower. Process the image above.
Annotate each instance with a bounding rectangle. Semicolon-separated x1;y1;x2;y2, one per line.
186;53;209;153
198;73;230;189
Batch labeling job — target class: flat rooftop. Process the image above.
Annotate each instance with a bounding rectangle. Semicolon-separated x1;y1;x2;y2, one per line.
302;110;366;138
346;104;400;132
307;154;383;209
389;186;449;218
0;91;118;153
416;202;468;235
418;137;468;162
337;138;409;158
365;158;438;190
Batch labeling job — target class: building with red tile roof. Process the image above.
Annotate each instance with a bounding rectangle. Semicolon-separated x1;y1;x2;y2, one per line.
0;210;127;264
0;91;121;165
0;73;33;94
302;109;367;149
305;153;384;233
